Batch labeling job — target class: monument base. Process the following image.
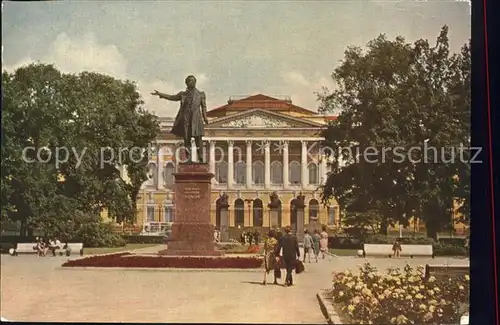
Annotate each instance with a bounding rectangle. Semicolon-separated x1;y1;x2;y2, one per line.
163;162;223;257
164;223;224;256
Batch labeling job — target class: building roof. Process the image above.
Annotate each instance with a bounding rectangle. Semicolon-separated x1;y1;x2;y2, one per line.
207;94;318;116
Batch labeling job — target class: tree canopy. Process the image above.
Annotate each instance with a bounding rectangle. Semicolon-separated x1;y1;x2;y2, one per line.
1;63;160;237
319;26;470;239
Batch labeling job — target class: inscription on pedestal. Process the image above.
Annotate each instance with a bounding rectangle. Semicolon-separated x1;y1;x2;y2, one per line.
184;186;201;200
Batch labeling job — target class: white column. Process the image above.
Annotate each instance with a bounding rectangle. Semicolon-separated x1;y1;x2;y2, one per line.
227;140;234;189
264;140;271;189
156;145;164;190
301;140;309;188
190;138;197;162
282;140;289;189
320;153;328;184
209;141;216;173
246;140;253;188
209;141;216;184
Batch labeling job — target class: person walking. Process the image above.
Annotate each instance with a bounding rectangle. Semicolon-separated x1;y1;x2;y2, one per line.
275;226;300;287
303;229;316;263
312;229;321;261
319;226;329;259
262;230;280;285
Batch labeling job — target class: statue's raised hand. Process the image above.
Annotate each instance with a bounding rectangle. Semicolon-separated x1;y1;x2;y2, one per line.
151;90;161;97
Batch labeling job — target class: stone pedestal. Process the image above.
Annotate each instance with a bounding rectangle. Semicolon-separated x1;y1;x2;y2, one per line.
269;209;279;228
165;163;223;256
219;207;230;242
296;209;305;242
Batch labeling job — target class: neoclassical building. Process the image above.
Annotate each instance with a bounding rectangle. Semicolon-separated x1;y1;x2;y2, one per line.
121;94;340;234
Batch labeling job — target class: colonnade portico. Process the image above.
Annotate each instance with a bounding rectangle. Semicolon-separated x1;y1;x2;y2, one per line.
142;137;330;191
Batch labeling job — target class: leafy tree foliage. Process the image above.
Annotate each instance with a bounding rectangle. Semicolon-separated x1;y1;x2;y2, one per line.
1;63;160;237
319;26;470;239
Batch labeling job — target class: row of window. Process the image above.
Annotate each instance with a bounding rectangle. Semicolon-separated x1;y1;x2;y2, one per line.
144;202;338;226
215;198;337;227
146;206;174;223
145;161;321;188
214;160;319;185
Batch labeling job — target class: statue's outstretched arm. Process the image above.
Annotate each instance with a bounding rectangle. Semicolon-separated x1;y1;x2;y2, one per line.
153;91;182;101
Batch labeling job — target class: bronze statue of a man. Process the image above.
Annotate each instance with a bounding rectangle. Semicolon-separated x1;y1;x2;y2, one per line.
151;75;209;163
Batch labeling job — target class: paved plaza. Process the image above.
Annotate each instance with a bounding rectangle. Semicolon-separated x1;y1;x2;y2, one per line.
0;246;469;323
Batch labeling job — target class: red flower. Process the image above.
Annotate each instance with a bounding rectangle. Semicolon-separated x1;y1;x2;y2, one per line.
62;253;263;269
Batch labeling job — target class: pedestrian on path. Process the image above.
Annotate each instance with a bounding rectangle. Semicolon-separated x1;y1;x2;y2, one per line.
262;230;280;285
275;226;300;286
319;226;329;259
312;229;321;260
303;230;316;263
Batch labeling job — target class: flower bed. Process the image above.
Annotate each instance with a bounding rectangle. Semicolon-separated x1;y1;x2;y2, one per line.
215;243;264;254
327;263;469;324
62;252;263;268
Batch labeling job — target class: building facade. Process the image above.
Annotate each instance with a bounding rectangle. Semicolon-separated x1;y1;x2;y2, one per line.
120;94;340;234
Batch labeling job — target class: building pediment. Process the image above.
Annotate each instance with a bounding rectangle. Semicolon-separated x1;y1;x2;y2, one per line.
207;109;323;129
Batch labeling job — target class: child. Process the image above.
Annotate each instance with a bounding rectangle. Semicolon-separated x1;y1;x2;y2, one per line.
392;239;402;258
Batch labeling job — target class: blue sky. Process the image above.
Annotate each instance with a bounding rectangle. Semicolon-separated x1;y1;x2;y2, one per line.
3;1;470;116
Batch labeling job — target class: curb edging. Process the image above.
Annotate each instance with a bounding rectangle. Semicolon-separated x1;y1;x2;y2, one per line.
57;266;262;273
317;290;343;325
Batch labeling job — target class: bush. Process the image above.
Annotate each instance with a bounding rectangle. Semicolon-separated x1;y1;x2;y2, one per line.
433;243;468;256
328;263;469;324
364;235;434;245
62;252;264;268
438;238;467;247
328;236;363;249
123;235;167;244
73;223;126;248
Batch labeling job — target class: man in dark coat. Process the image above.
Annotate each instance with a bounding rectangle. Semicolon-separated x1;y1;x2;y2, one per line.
275;226;300;286
151;75;209;162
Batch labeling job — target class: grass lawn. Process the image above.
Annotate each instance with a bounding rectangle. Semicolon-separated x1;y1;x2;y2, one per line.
83;243;159;255
328;249;358;256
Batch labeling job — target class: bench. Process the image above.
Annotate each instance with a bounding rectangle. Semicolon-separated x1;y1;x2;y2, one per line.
10;243;84;256
424;264;469;280
363;244;434;258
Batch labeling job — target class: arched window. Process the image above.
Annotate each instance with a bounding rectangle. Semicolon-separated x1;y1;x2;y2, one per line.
276;200;282;227
216;161;228;184
308;162;319;185
146;162;157;186
164;205;174;223
215;199;222;228
253;161;264;185
234;199;245;226
164;162;175;189
290;200;297;233
308;199;319;222
234;161;246;184
327;206;336;225
289;161;301;184
270;161;283;184
253;199;263;227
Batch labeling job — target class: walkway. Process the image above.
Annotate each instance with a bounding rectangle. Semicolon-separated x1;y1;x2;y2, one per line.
0;246;468;323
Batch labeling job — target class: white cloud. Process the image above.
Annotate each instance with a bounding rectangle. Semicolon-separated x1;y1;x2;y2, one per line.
282;71;335;112
2;32;192;117
46;33;129;79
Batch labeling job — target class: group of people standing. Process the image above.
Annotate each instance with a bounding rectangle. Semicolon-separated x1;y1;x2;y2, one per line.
262;225;330;287
302;227;329;263
240;229;260;246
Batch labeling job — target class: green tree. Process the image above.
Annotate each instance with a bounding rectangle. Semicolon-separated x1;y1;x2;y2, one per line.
2;63;159;236
319;26;470;240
